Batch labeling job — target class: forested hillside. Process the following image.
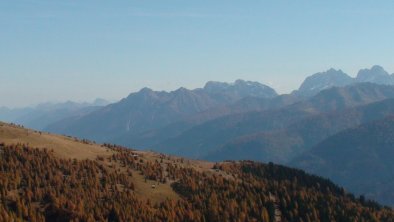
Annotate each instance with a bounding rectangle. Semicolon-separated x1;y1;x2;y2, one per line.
1;141;393;221
205;98;394;163
292;116;394;206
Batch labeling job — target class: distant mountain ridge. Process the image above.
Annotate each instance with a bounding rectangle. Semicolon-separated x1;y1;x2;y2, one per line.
296;68;353;97
203;79;277;101
111;93;300;149
3;66;394;208
295;65;394;97
356;65;393;84
46;80;278;142
4;65;393;134
151;83;394;159
0;99;109;130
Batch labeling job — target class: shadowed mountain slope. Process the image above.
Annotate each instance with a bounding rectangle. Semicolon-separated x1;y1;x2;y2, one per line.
205;98;394;163
46;80;277;142
154;83;394;159
291;116;394;206
112;93;300;149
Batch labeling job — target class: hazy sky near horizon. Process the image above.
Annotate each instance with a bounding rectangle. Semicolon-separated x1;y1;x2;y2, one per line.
1;1;394;107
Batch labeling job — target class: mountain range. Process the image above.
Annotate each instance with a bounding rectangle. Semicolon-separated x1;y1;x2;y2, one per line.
46;80;278;141
44;65;394;148
0;99;109;130
2;65;394;207
295;65;394;97
153;83;394;160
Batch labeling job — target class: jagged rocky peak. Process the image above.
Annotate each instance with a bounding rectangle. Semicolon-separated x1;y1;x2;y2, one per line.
356;65;393;84
203;81;231;92
204;79;277;98
297;68;354;97
124;87;163;104
171;87;204;101
234;79;264;87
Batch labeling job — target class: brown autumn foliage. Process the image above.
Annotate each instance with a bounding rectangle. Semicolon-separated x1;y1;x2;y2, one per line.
0;142;393;222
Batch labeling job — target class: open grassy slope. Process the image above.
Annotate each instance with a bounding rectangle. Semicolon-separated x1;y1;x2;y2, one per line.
0;121;111;160
0;122;183;203
0;122;218;204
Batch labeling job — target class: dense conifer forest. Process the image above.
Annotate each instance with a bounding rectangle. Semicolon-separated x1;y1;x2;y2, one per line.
0;142;393;222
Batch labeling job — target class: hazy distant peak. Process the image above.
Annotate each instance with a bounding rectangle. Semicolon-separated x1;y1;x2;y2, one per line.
203;81;230;90
172;87;199;98
372;64;385;70
203;79;277;98
326;68;344;73
92;98;109;106
234;79;246;84
234;79;257;86
35;101;85;111
30;99;109;111
0;106;10;112
327;68;336;72
204;79;265;89
138;87;154;93
296;68;353;97
322;68;346;76
233;79;269;88
356;65;392;85
174;87;189;93
358;65;388;75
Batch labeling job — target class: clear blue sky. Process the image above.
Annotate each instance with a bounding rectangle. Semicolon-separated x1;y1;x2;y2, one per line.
1;0;394;107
